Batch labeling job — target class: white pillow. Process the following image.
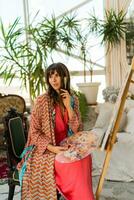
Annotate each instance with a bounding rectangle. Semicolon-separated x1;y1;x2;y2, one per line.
125;99;134;112
94;102;114;131
94;102;127;132
124;108;134;134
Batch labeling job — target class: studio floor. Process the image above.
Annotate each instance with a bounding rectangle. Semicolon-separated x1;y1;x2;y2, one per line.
0;176;134;200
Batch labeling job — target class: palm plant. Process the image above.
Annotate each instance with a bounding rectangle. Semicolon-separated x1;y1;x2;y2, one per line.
1;12;106;106
38;14;81;56
0;18;46;104
88;9;127;49
0;14;82;104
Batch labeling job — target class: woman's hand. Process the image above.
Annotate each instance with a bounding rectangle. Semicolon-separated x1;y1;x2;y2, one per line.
60;89;71;109
47;144;68;154
60;89;75;120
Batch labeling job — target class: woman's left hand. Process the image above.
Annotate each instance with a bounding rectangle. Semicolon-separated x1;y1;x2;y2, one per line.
60;89;71;109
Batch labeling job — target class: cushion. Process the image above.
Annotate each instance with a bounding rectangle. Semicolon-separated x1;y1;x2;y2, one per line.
94;102;114;130
0;95;25;118
125;99;134;112
124;108;134;134
94;102;127;132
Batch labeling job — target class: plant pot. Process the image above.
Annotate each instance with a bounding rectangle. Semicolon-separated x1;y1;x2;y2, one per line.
77;82;100;105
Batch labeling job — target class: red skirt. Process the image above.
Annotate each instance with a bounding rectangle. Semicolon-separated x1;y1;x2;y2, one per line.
55;155;94;200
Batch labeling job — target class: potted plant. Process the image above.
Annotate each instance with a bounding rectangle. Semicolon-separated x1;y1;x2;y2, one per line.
77;9;127;102
76;36;101;105
88;9;126;49
0;12;107;106
0;14;82;105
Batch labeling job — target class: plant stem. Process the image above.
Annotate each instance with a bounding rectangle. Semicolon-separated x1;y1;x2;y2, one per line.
90;69;93;82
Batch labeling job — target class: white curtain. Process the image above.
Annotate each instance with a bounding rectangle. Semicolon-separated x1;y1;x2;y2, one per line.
104;0;132;88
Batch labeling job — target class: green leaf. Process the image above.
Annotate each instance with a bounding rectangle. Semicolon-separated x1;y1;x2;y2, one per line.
0;19;6;40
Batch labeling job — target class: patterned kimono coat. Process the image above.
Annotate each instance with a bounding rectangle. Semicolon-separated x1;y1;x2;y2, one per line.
18;93;82;200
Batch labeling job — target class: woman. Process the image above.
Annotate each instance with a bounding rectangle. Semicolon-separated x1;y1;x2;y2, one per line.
17;63;94;200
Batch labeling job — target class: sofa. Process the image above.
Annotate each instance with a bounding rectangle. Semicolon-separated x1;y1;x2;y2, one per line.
92;99;134;182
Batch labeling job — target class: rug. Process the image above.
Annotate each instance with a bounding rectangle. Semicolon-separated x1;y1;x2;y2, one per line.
0;157;8;179
0;149;8;182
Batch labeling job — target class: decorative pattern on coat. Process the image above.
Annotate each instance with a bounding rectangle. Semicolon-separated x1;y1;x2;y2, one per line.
17;92;82;200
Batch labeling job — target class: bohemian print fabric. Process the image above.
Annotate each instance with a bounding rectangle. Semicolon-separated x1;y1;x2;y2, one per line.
17;93;82;199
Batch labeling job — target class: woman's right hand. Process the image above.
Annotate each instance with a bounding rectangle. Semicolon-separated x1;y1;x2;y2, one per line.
47;144;68;154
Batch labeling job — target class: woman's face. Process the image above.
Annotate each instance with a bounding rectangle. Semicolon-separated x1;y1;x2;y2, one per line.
48;70;61;93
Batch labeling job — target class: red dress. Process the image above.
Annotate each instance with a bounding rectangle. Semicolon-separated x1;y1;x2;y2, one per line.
54;105;94;200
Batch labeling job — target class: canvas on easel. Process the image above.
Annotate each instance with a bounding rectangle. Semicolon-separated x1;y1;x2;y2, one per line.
96;57;134;200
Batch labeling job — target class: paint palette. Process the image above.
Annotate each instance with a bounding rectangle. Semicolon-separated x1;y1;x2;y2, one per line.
55;131;98;163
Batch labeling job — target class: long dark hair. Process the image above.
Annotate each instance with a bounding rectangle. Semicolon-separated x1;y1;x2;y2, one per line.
45;62;71;104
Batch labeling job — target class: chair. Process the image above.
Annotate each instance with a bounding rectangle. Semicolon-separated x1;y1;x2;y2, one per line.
3;108;27;200
0;94;27;200
0;93;27;149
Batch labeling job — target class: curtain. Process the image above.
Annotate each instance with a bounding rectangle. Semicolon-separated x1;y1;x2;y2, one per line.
104;0;132;88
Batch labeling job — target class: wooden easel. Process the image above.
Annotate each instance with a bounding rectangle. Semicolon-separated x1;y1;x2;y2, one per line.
96;57;134;200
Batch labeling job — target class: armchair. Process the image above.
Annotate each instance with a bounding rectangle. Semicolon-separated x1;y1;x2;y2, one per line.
4;108;27;200
0;94;27;200
0;93;27;149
